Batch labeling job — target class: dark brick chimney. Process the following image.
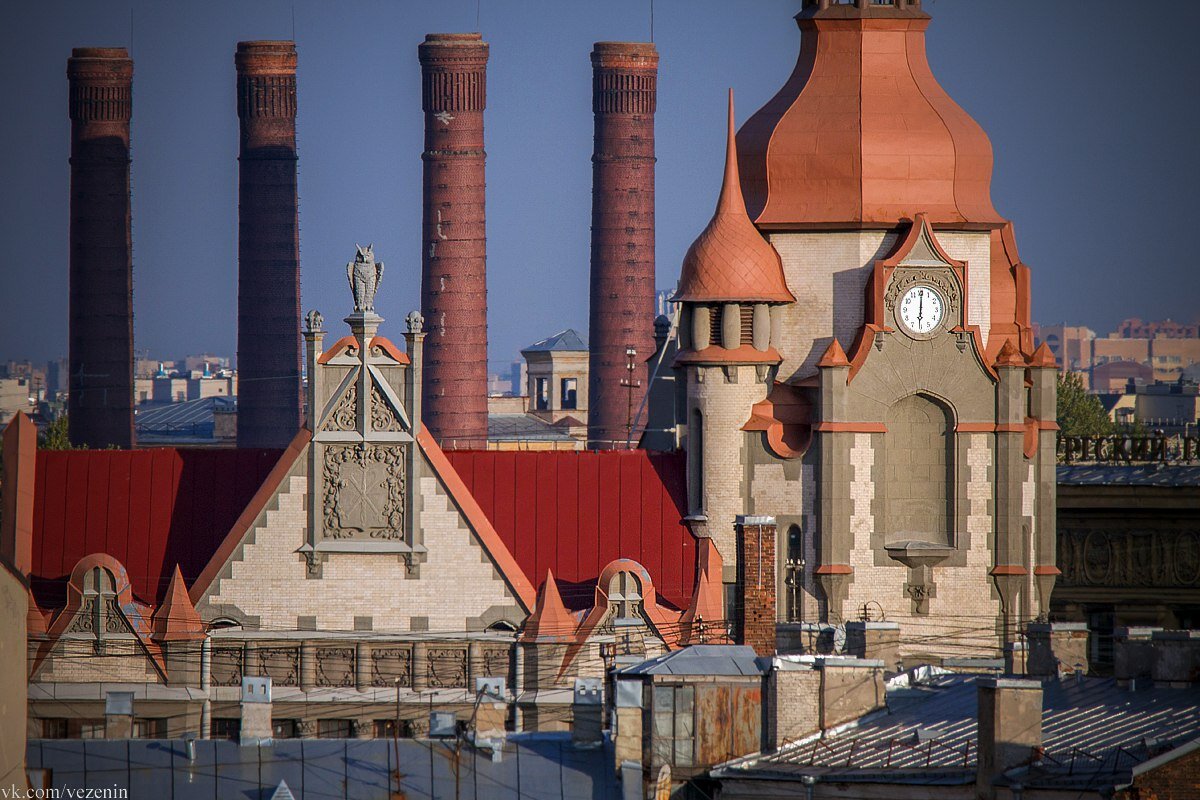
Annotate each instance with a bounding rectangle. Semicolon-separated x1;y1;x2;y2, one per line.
67;47;134;449
737;515;778;657
418;33;490;450
235;41;302;449
587;42;658;450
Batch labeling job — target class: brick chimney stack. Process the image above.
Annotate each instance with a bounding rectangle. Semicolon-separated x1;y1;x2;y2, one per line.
737;515;778;657
418;33;490;450
67;47;134;449
587;42;658;450
235;41;302;449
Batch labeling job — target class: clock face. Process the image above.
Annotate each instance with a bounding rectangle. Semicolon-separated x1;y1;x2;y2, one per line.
898;285;945;335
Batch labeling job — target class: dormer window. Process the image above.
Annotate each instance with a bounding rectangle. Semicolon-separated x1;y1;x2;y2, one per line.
608;570;644;625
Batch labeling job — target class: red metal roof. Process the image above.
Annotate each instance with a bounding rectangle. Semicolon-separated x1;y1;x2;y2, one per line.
30;448;282;609
444;450;697;611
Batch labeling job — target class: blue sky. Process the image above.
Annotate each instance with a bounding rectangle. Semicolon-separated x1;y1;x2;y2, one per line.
1;0;1197;368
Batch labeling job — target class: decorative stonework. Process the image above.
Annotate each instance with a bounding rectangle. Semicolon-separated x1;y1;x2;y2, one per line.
211;647;243;687
316;647;356;688
370;384;403;432
322;382;358;432
346;245;384;314
321;444;406;540
1059;528;1200;588
258;646;300;686
427;647;468;688
371;647;413;688
478;645;510;677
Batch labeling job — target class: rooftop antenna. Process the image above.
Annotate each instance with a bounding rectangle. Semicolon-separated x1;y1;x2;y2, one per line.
291;3;296;40
129;7;134;55
476;0;481;32
650;0;655;43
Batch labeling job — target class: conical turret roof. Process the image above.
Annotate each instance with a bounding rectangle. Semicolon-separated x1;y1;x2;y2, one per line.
674;90;794;304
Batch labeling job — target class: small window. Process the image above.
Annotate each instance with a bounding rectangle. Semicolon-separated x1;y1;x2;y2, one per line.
608;570;644;621
211;718;241;741
374;719;413;739
785;525;805;623
739;305;754;345
134;718;167;739
561;378;578;410
41;719;69;739
272;719;299;739
652;685;694;768
78;719;106;740
318;719;353;739
535;378;550;411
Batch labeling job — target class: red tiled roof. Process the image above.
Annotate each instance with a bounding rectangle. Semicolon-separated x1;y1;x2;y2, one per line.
444;450;697;611
30;448;283;609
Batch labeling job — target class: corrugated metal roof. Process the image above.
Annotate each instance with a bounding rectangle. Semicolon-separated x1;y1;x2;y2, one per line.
444;449;696;611
522;329;587;353
488;414;575;441
1057;464;1200;487
30;447;283;607
716;675;1200;789
26;734;617;799
619;645;766;676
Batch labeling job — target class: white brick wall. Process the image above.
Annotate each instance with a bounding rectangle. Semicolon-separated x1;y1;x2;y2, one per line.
935;231;991;350
203;472;518;633
770;232;898;379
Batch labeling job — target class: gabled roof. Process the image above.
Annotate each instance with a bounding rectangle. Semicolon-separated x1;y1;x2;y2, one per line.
30;446;283;608
521;329;587;353
444;449;696;611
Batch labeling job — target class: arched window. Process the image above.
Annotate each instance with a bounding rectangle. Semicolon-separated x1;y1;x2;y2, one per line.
784;525;805;622
608;570;644;622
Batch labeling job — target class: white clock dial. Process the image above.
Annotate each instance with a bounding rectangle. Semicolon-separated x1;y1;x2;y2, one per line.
898;285;945;335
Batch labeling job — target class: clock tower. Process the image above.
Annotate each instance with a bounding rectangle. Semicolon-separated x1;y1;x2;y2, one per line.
667;0;1058;659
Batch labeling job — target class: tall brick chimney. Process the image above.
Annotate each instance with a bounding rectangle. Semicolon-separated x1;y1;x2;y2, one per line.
235;41;302;449
587;42;658;450
67;47;134;449
418;33;490;450
737;515;778;657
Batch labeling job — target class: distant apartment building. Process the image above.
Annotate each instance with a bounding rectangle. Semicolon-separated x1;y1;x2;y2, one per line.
0;377;36;425
1100;379;1200;435
1037;317;1200;387
134;365;236;405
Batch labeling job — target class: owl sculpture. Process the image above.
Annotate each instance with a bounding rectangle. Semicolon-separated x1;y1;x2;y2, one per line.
346;244;384;313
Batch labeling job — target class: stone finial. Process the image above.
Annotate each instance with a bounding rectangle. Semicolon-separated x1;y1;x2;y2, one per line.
304;309;323;334
346;244;384;314
406;310;425;335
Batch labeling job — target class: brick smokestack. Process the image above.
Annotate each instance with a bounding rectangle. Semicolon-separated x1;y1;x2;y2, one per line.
737;515;777;657
67;47;134;449
418;33;490;450
235;41;302;449
587;42;658;450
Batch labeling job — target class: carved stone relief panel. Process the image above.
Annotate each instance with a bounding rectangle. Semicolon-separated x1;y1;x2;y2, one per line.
322;381;358;432
427;647;469;688
321;443;406;541
257;646;300;687
477;645;511;679
1058;527;1200;588
211;646;244;687
370;383;403;432
371;646;413;688
316;647;356;688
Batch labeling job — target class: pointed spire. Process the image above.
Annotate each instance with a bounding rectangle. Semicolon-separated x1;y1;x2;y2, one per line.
680;540;727;646
717;89;749;219
151;566;205;641
1028;341;1057;369
673;90;794;305
994;338;1025;368
519;569;577;642
817;338;850;368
